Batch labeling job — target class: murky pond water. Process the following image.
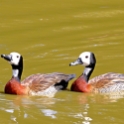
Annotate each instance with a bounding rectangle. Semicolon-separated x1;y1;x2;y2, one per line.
0;0;124;123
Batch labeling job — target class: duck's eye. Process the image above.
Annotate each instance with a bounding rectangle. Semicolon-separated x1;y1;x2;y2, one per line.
17;56;19;58
85;56;88;58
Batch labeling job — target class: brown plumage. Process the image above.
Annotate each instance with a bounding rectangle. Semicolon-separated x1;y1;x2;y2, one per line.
89;72;124;93
1;52;75;97
21;73;74;95
69;51;124;93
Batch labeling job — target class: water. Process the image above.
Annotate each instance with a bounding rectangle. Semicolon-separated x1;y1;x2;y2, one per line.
0;0;124;123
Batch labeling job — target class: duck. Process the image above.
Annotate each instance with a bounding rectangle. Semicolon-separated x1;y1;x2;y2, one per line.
1;52;75;97
69;51;124;93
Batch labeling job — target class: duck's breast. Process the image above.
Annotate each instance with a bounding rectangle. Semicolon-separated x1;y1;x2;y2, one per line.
5;78;28;95
71;77;91;92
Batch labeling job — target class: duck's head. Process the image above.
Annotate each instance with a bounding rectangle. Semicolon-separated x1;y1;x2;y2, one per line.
69;51;96;68
1;52;23;66
1;52;23;80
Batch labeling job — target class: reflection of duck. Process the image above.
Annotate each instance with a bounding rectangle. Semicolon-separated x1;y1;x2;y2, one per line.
1;52;75;97
69;51;124;93
13;95;59;107
77;92;124;104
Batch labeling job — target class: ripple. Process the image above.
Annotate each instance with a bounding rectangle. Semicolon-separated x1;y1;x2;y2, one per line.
41;109;57;119
5;109;14;113
73;10;124;18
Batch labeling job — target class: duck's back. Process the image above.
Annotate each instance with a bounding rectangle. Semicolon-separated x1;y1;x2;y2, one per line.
21;73;75;96
88;72;124;93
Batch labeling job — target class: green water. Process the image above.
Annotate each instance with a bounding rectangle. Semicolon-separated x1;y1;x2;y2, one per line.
0;0;124;123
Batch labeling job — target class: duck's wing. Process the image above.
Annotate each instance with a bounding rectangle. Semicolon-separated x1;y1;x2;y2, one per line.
89;72;124;84
88;72;124;93
21;73;75;92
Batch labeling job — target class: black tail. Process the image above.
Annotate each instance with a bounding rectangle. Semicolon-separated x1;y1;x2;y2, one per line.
67;74;76;82
54;74;76;90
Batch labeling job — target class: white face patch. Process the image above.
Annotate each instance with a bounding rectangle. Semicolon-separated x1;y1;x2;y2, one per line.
79;52;91;66
9;52;21;65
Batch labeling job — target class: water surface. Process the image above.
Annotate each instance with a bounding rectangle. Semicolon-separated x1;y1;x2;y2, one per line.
0;0;124;123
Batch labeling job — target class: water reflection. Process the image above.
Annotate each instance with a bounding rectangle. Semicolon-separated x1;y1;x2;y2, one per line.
12;95;65;107
0;90;124;124
77;91;124;104
0;93;92;123
41;109;57;119
68;103;92;124
0;95;63;123
1;0;124;123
